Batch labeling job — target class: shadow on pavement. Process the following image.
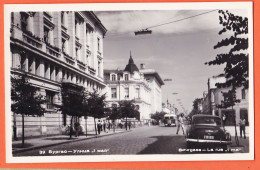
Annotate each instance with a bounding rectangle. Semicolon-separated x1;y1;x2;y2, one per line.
12;143;34;148
138;135;186;154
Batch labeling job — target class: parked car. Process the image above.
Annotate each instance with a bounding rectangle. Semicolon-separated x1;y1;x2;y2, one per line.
185;114;232;150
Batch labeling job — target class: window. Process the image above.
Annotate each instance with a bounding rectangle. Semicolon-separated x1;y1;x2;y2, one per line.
35;58;40;76
125;87;129;98
75;20;78;36
62;38;66;52
135;87;140;99
111;88;117;98
112;74;116;81
76;47;79;58
44;27;50;43
125;74;129;81
44;63;49;78
20;13;28;31
242;89;246;99
46;90;55;109
97;37;100;51
61;12;64;25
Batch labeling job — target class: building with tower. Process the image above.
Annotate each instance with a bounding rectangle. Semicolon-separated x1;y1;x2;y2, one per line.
104;53;164;121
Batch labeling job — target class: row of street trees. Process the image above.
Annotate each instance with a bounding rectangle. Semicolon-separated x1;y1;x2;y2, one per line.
11;73;140;146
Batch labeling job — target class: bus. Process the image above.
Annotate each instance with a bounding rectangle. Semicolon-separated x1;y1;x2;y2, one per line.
163;114;177;127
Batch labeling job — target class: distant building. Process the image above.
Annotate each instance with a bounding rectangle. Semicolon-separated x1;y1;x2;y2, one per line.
10;11;107;137
104;54;164;121
202;74;249;125
139;63;164;113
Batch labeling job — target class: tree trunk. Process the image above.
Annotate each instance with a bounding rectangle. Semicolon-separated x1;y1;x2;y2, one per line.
13;112;17;140
94;118;97;136
22;112;25;147
85;117;88;137
126;117;128;131
70;116;73;139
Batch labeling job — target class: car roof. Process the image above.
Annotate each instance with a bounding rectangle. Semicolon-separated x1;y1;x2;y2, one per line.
192;114;221;120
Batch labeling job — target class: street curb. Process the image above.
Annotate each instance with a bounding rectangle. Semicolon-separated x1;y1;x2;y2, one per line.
12;130;128;155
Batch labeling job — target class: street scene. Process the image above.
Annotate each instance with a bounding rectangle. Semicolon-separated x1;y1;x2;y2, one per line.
6;2;252;161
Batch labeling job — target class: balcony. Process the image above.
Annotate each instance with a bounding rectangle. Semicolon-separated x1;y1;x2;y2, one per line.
88;66;96;75
46;43;60;58
63;52;75;65
77;60;86;71
22;30;42;49
86;45;91;55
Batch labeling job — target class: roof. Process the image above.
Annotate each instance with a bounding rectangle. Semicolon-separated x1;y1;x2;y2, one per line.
124;55;139;74
140;69;164;85
87;11;107;36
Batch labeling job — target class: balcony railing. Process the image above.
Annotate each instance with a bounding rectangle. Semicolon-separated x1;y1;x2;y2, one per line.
77;60;86;71
63;52;75;65
88;66;96;75
46;43;60;58
22;30;42;49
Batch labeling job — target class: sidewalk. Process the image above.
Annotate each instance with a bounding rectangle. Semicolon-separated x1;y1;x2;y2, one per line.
224;126;249;137
12;128;128;154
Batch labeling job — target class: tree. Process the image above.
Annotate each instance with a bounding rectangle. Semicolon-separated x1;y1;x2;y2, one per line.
189;98;203;117
206;10;249;90
151;111;166;124
119;100;140;130
87;90;107;136
218;88;240;145
11;74;45;146
61;83;86;139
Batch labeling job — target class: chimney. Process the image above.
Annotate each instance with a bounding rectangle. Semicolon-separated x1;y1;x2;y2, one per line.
140;63;145;69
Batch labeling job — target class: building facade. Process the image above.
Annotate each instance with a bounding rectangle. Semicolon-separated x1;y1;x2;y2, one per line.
201;75;249;126
104;55;164;121
10;11;107;138
139;64;164;114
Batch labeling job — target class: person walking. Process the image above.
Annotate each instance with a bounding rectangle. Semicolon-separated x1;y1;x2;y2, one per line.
97;120;102;135
239;116;246;139
176;113;185;135
103;120;107;133
128;121;132;130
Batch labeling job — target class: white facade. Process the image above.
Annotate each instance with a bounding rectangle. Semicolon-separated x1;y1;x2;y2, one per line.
104;57;164;120
10;11;107;137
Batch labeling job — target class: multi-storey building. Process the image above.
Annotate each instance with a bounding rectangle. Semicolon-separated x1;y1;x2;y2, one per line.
139;64;164;113
201;74;249;126
10;11;107;137
104;54;164;121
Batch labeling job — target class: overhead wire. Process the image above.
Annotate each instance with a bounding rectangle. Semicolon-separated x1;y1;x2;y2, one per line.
105;9;218;37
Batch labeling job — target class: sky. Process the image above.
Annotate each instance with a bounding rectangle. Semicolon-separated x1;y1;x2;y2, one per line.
95;9;248;113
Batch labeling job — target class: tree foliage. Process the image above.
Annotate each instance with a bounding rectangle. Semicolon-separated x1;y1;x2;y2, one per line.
87;90;107;119
189;98;203;117
61;83;86;117
151;111;167;123
119;100;140;120
11;75;45;117
206;10;249;90
218;88;240;109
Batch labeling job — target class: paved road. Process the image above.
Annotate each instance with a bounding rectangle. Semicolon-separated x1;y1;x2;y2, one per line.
13;125;248;156
14;126;187;156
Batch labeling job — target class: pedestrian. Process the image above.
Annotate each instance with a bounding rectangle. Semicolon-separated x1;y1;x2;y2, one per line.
74;122;80;137
128;121;131;130
108;120;111;131
176;113;185;135
239;116;246;139
222;114;227;126
97;120;102;135
103;120;107;133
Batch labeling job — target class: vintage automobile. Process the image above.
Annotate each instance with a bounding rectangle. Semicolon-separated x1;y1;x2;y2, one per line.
185;115;232;150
